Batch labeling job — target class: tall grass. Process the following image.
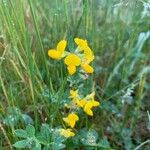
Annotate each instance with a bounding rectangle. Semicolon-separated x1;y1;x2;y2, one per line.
0;0;150;149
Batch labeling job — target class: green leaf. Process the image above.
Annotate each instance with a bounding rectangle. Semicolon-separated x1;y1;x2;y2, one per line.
22;114;33;125
37;135;48;145
15;129;28;138
26;124;35;137
40;124;51;140
3;115;20;127
13;140;28;148
51;143;66;150
32;142;41;150
97;138;110;148
79;128;98;146
37;124;52;145
52;130;65;143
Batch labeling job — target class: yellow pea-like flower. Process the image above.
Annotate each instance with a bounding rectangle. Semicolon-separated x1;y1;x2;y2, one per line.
64;54;81;75
48;50;62;59
59;128;75;138
83;47;95;63
74;38;88;51
74;38;95;74
84;101;94;116
63;113;79;128
48;40;67;59
81;63;94;74
74;38;94;59
83;100;100;116
56;40;67;53
67;65;76;75
81;46;94;74
69;90;86;107
64;54;81;66
70;90;79;100
76;99;87;108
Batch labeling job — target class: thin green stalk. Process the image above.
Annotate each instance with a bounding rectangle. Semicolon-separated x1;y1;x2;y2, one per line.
83;0;89;36
28;0;49;77
134;140;150;150
0;123;13;150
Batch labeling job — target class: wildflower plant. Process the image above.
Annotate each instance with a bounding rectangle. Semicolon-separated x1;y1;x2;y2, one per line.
48;38;94;75
48;38;100;139
13;38;101;149
1;0;149;149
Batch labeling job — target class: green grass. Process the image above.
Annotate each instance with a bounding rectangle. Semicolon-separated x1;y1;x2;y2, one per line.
0;0;150;149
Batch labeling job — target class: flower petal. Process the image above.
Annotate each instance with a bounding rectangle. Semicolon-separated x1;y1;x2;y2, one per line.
48;49;62;59
74;38;88;50
92;100;100;107
63;113;79;128
81;64;94;73
67;65;76;75
84;102;94;116
83;47;95;63
76;99;87;107
69;113;79;121
70;90;79;99
64;54;81;66
60;128;75;138
84;107;93;116
57;40;67;53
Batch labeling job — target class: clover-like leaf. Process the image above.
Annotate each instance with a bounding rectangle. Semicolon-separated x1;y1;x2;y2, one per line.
97;137;110;149
15;129;28;138
51;143;66;150
13;140;28;148
79;128;98;146
26;124;35;137
22;114;34;125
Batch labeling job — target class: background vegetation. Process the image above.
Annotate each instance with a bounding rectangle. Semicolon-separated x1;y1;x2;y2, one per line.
0;0;150;149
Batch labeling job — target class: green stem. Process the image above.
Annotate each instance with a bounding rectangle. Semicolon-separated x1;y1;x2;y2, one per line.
134;140;150;150
28;0;49;77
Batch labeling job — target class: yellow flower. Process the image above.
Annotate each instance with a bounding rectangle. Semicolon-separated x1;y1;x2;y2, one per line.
74;38;88;51
80;46;94;74
74;38;95;74
74;38;94;60
70;90;79;100
48;40;67;59
63;113;79;128
64;54;81;75
83;101;94;116
76;99;87;108
59;128;75;138
83;46;95;63
64;54;81;66
67;65;76;75
81;63;94;73
70;90;86;107
83;100;100;116
83;92;100;116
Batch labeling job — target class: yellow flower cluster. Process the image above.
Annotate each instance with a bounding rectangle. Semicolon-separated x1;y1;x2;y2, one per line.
48;38;100;138
59;90;100;138
59;112;78;138
70;90;100;116
48;38;94;75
